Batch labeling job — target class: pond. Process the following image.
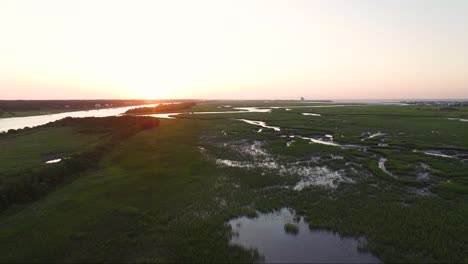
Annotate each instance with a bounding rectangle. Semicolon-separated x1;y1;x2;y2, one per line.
229;208;381;263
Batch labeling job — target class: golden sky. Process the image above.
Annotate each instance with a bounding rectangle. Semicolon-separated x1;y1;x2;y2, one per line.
1;0;467;99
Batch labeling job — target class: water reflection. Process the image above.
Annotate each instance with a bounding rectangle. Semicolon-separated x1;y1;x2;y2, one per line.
237;119;281;131
0;104;158;132
146;112;181;119
229;208;380;263
45;158;62;164
447;117;468;122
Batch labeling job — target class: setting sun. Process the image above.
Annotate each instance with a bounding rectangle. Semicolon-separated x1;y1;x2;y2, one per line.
1;0;467;100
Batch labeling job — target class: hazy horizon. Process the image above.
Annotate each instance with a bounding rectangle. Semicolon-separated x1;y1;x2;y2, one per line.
1;0;468;100
1;98;468;102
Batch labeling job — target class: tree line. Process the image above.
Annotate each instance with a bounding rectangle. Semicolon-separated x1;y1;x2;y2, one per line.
125;102;197;114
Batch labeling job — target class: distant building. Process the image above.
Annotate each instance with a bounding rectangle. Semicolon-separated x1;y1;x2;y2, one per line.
300;97;305;101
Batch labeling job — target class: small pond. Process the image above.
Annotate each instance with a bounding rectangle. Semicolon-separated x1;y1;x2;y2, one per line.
228;208;380;263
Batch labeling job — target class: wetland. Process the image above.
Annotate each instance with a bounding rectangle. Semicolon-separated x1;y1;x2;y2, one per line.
0;100;467;262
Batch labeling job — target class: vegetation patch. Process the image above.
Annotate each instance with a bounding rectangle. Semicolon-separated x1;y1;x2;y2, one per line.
284;223;299;235
0;116;159;212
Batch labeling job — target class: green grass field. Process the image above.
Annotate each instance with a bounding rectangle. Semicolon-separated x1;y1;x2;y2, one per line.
0;126;103;177
0;102;467;262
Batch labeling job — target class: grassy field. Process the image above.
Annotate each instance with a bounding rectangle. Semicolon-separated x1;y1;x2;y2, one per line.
0;116;159;211
0;119;256;262
0;102;467;262
0;126;103;176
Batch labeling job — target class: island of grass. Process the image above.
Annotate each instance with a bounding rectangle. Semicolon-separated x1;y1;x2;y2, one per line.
125;102;197;114
284;223;299;235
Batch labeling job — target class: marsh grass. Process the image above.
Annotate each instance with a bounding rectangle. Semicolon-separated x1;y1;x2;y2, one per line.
284;223;299;235
0;103;467;262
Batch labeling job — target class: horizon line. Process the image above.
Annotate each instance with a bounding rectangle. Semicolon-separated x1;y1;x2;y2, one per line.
1;98;468;101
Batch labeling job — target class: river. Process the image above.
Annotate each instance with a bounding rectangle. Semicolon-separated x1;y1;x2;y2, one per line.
0;104;158;132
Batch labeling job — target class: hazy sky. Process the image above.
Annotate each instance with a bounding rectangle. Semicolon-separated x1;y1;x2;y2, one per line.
1;0;467;100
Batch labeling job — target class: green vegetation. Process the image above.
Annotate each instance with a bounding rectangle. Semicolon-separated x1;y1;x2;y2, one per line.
0;118;255;263
0;116;159;211
0;126;101;175
0;101;467;262
125;102;197;114
432;181;468;195
284;223;299;235
368;160;422;186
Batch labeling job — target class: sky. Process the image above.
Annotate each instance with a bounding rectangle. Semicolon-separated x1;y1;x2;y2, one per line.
1;0;467;100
